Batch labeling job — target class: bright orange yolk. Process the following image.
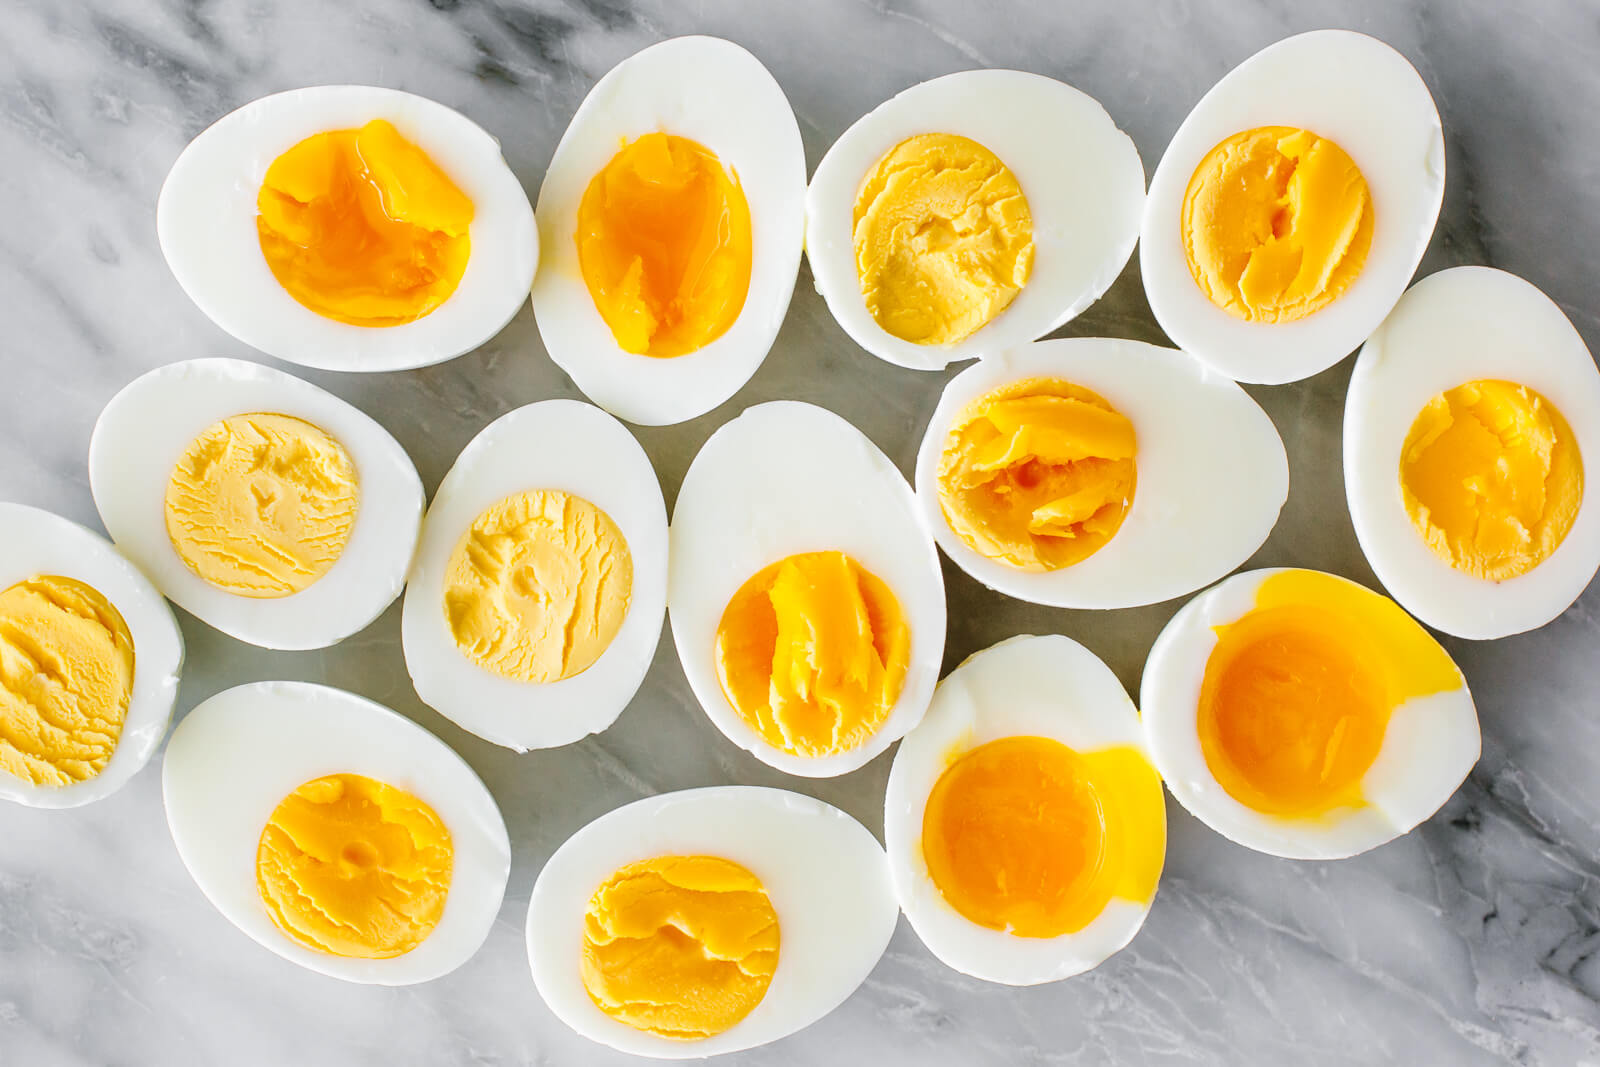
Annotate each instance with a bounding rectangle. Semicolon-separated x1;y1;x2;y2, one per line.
576;132;753;358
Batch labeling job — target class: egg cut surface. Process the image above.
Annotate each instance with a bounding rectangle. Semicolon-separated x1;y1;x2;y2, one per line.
1140;30;1445;384
526;786;898;1059
90;358;423;651
1345;267;1600;639
158;85;537;372
806;69;1144;371
531;36;806;426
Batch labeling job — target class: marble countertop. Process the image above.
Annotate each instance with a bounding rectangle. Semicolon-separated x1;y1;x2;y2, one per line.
4;0;1600;1063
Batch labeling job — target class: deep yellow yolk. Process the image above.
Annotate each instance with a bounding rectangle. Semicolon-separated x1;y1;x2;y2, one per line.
576;132;753;358
714;551;910;758
1181;126;1374;324
257;119;473;326
1197;570;1462;818
581;855;780;1040
443;490;632;684
936;377;1136;571
0;576;134;788
256;773;452;959
922;736;1164;939
1400;379;1583;581
853;133;1034;345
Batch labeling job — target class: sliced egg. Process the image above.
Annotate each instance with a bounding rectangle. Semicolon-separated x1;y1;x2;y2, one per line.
1141;30;1444;384
1141;568;1479;859
669;401;945;777
914;337;1287;607
806;70;1143;371
90;358;423;650
531;36;806;425
1345;267;1600;639
158;86;537;372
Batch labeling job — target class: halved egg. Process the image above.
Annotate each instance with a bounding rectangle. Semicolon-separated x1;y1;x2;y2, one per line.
90;358;423;651
1141;31;1445;384
1141;568;1479;859
807;70;1144;371
531;37;806;425
159;86;537;372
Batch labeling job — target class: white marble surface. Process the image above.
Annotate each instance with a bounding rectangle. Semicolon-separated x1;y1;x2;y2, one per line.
3;1;1599;1063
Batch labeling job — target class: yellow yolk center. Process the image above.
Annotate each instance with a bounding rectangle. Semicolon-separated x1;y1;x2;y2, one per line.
581;854;780;1040
1400;379;1583;581
256;773;452;959
576;132;753;358
853;133;1034;346
1181;126;1374;324
714;551;910;758
936;377;1137;571
0;576;134;788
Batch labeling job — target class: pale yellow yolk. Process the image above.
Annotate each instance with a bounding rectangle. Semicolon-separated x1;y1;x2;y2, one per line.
576;132;753;358
936;377;1136;571
1400;379;1583;581
581;855;780;1040
1181;126;1374;324
714;551;910;758
443;490;632;684
0;576;134;788
257;119;473;326
1197;570;1462;818
165;413;359;599
853;133;1034;345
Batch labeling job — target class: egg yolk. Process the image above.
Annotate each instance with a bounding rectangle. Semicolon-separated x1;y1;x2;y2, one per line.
581;855;780;1040
165;413;360;599
576;132;753;358
853;133;1034;345
936;377;1136;571
1400;379;1583;582
0;576;134;788
714;551;910;758
1181;126;1374;324
256;119;473;327
921;736;1164;938
256;773;452;959
1197;570;1462;818
443;490;632;684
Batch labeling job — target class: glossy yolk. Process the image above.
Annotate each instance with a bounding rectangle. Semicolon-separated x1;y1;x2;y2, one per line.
1181;126;1374;324
921;736;1164;938
936;377;1136;571
581;854;780;1040
257;119;473;326
256;773;452;959
1401;379;1583;581
715;551;910;758
576;132;753;358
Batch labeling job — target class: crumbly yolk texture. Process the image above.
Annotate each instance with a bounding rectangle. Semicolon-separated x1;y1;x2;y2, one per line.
581;855;780;1040
1197;570;1462;818
165;413;360;599
576;132;753;358
714;551;910;758
1181;126;1374;324
0;576;134;788
1400;379;1583;582
936;377;1136;571
443;490;632;684
257;119;473;327
922;736;1164;939
256;773;452;959
853;133;1034;346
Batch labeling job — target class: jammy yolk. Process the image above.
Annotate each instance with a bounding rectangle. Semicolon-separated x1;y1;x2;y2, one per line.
576;132;753;358
257;119;474;327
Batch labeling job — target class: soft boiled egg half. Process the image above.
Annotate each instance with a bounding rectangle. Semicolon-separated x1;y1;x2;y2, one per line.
159;86;537;372
531;37;806;425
